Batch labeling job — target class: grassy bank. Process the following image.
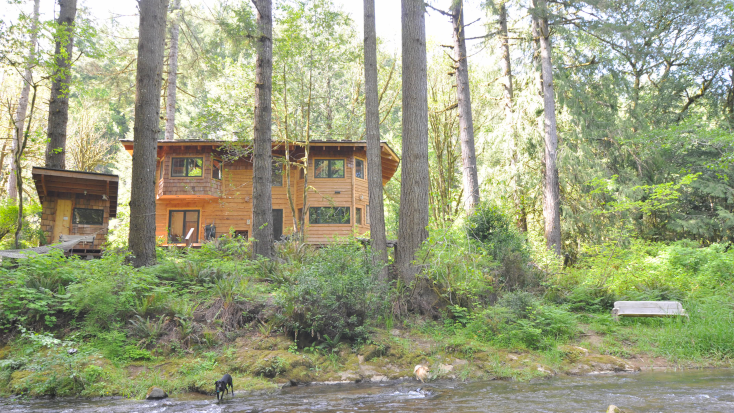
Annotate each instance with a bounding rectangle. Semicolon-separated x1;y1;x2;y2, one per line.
1;211;733;398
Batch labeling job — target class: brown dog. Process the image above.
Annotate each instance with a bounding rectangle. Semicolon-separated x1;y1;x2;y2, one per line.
414;365;429;383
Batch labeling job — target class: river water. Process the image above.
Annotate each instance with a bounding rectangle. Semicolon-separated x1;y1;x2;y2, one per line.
2;369;733;412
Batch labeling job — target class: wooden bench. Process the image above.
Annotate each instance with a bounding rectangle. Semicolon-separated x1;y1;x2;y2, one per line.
612;301;688;321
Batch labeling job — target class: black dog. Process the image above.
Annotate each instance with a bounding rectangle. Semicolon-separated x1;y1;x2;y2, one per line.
215;374;233;401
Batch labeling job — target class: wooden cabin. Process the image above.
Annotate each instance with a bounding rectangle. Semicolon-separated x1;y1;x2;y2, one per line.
120;140;400;245
32;167;119;252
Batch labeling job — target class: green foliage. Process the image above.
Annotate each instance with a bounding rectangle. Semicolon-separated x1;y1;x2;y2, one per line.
275;241;386;342
466;292;577;350
561;239;734;299
466;203;528;262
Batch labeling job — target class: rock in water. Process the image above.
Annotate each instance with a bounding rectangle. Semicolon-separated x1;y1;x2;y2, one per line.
146;386;168;400
607;405;625;413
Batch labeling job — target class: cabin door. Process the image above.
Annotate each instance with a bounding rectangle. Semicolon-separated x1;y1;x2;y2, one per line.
272;209;283;241
53;200;72;242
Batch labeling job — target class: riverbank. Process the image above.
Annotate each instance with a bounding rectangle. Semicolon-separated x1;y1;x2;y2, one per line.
1;236;733;399
2;318;731;400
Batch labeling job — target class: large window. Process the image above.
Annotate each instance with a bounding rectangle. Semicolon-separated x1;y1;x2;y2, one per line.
171;157;203;177
309;207;350;224
272;160;283;186
314;159;345;178
168;210;200;243
355;159;365;179
212;158;222;180
72;208;104;225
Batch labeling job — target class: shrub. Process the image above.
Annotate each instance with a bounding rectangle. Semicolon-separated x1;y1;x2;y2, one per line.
275;241;386;342
467;293;577;350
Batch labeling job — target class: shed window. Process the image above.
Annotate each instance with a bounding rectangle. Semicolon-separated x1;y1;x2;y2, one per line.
355;159;365;179
314;159;344;178
212;158;222;180
72;208;104;225
309;207;350;224
171;157;203;177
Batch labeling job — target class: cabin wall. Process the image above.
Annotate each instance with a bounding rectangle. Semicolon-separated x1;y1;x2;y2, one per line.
40;193;110;249
157;152;221;198
154;145;375;245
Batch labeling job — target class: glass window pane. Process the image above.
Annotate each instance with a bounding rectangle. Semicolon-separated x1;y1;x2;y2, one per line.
212;159;222;180
72;208;104;225
169;211;184;242
172;158;186;176
314;159;329;178
272;161;283;186
355;159;364;179
329;160;345;178
356;207;362;225
184;211;199;241
187;158;203;176
309;207;350;224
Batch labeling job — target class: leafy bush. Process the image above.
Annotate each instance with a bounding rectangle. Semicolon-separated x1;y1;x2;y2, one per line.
275;241;386;342
467;293;577;350
561;239;734;299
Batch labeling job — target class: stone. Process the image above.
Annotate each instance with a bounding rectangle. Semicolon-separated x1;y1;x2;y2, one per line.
371;375;388;382
607;405;620;413
146;386;168;400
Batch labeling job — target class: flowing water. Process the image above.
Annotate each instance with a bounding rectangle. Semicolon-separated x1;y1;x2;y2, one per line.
2;369;734;412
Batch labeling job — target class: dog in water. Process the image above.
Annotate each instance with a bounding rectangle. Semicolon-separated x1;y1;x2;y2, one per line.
414;365;429;383
215;374;234;401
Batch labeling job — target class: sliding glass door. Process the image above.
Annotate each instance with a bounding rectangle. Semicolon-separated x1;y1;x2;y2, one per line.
168;210;200;243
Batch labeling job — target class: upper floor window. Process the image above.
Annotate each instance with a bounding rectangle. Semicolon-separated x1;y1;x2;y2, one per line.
355;159;365;179
73;208;104;225
272;160;283;186
212;158;222;180
171;157;203;177
314;159;344;178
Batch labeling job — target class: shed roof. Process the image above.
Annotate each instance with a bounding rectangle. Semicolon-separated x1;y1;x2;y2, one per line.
32;167;119;218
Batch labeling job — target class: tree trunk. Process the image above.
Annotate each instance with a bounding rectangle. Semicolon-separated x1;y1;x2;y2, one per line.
450;0;480;212
45;0;78;170
251;0;274;259
165;0;181;141
397;0;430;284
14;85;38;249
129;0;169;267
532;0;562;256
364;0;388;280
498;1;526;231
8;0;40;200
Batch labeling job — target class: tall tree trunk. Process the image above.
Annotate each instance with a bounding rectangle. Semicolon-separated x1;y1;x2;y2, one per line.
8;0;40;200
45;0;78;170
165;0;181;141
364;0;388;280
450;0;480;212
532;0;562;256
251;0;274;259
129;0;169;267
13;85;37;249
397;0;430;285
498;1;526;231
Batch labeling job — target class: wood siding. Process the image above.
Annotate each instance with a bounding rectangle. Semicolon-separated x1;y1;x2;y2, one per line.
40;193;111;249
153;146;375;244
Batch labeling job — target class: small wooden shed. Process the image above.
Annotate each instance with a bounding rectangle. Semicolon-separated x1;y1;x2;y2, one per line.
32;167;119;252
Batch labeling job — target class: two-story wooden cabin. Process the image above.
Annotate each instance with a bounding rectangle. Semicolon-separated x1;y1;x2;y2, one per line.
120;140;399;245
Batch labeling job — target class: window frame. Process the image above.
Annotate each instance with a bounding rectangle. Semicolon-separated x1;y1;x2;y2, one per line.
171;157;204;177
355;158;365;180
272;160;284;186
308;206;350;225
314;159;345;179
212;158;222;180
72;208;104;225
167;209;200;243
